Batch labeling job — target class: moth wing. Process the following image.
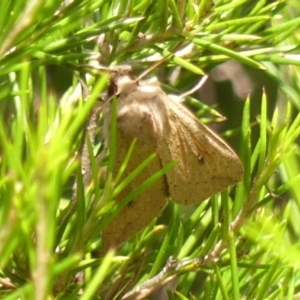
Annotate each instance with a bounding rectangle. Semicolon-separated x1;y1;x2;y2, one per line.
102;90;169;250
158;96;244;205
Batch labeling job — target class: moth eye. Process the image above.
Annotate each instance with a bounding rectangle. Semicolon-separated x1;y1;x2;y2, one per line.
108;78;118;97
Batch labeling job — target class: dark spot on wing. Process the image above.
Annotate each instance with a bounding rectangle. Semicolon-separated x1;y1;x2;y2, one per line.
198;155;205;164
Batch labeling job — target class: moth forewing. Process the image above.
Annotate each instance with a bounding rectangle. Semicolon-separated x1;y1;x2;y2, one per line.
101;141;169;250
158;94;243;204
102;77;172;249
102;71;243;249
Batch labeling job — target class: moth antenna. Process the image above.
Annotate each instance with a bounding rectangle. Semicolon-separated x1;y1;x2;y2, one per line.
180;75;209;98
80;63;132;75
136;42;194;81
136;55;171;82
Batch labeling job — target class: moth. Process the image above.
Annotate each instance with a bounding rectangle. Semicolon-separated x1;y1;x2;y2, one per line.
102;69;243;250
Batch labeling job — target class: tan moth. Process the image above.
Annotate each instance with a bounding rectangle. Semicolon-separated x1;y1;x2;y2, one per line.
102;69;243;250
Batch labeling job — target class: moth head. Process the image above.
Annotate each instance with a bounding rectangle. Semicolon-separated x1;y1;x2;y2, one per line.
110;73;138;96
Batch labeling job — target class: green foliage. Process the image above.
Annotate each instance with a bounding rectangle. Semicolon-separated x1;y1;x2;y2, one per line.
1;0;300;299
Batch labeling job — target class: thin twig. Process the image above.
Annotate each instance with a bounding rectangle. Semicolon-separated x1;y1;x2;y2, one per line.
121;257;200;300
